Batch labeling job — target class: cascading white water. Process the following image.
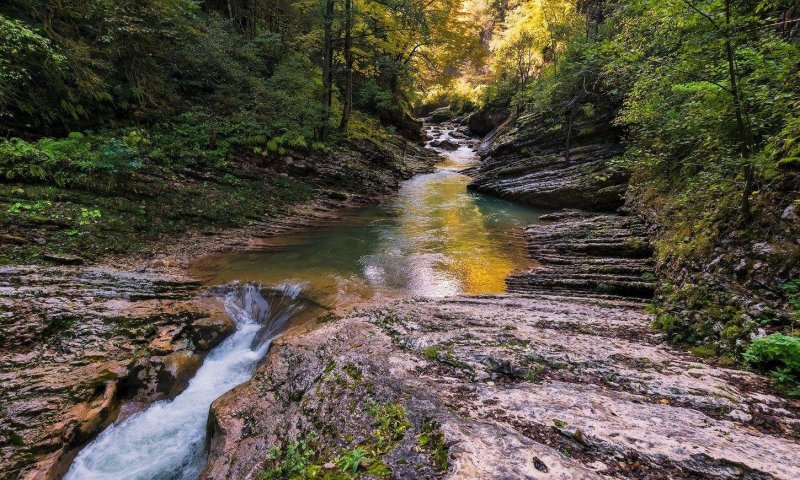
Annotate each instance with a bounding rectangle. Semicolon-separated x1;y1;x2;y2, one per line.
64;283;303;480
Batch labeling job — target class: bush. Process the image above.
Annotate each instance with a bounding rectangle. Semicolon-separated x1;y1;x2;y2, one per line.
744;333;800;397
0;132;142;190
0;15;70;132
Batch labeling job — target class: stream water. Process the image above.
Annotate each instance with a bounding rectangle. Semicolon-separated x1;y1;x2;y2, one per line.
63;124;543;479
192;126;544;308
64;284;304;480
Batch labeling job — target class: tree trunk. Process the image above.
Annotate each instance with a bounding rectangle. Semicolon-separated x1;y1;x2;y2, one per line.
723;0;755;223
321;0;335;139
339;0;353;132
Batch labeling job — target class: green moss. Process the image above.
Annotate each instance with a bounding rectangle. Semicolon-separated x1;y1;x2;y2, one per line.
368;403;410;453
652;282;747;355
690;345;717;358
342;365;362;382
595;282;615;294
421;344;471;371
422;346;440;361
324;360;337;374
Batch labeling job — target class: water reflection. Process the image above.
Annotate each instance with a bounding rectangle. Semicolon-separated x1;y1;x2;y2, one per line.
191;126;543;307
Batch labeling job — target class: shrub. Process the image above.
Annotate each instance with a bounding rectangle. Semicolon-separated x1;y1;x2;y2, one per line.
744;333;800;397
0;132;142;190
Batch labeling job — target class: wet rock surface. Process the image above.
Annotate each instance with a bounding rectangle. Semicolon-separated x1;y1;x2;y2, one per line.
507;210;656;298
203;293;800;479
0;266;232;480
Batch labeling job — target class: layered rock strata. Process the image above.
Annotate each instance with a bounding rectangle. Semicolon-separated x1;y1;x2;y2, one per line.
0;266;232;480
507;210;655;299
468;111;626;211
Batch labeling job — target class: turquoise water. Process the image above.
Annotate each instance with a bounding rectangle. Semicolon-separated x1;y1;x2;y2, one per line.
192;126;544;308
64;125;544;480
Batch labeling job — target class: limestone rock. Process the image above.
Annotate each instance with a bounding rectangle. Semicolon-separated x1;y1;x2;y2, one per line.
0;266;232;479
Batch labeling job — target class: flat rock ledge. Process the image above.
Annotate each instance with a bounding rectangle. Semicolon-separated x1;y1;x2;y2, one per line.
203;293;800;480
507;210;656;299
0;265;233;480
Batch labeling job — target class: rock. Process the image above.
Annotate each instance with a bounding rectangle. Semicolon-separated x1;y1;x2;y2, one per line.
506;211;655;298
0;266;233;479
429;139;459;151
466;109;509;137
0;233;27;245
469;142;627;211
202;295;800;479
734;258;748;273
781;204;798;221
190;312;235;350
752;242;774;256
469;107;627;211
427;107;453;124
380;107;423;140
42;253;84;265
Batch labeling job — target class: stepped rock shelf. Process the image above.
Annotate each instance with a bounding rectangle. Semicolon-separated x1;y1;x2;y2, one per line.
201;120;799;480
506;210;655;299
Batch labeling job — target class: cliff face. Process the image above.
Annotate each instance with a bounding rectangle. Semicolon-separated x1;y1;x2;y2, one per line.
468;109;626;212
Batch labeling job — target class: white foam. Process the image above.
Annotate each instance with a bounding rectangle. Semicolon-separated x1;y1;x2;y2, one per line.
64;283;301;480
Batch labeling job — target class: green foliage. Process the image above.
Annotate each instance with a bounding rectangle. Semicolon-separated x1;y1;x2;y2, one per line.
478;0;800;364
417;418;448;472
354;81;393;116
260;438;319;480
258;402;410;480
337;447;367;475
0;132;142;191
781;279;800;318
652;282;746;355
0;14;68;130
744;334;800;397
368;403;410;453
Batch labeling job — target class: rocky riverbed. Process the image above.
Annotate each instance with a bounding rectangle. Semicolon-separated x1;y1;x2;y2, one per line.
199;119;799;479
2;116;799;480
0;138;440;480
201;206;800;479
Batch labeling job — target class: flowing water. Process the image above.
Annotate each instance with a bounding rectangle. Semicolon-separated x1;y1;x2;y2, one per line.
64;284;304;480
64;124;543;479
192;125;545;308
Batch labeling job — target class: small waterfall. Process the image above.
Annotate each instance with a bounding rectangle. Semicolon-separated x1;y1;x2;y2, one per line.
64;282;303;480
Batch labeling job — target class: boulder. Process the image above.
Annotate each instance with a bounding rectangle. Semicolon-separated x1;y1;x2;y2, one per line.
429;139;459;151
466;109;509;137
427;107;453;124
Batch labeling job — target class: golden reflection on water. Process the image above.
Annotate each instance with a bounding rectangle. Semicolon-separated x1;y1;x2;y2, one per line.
394;171;521;295
191;128;542;309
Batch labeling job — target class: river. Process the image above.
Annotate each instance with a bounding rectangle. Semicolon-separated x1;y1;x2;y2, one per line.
63;124;543;479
